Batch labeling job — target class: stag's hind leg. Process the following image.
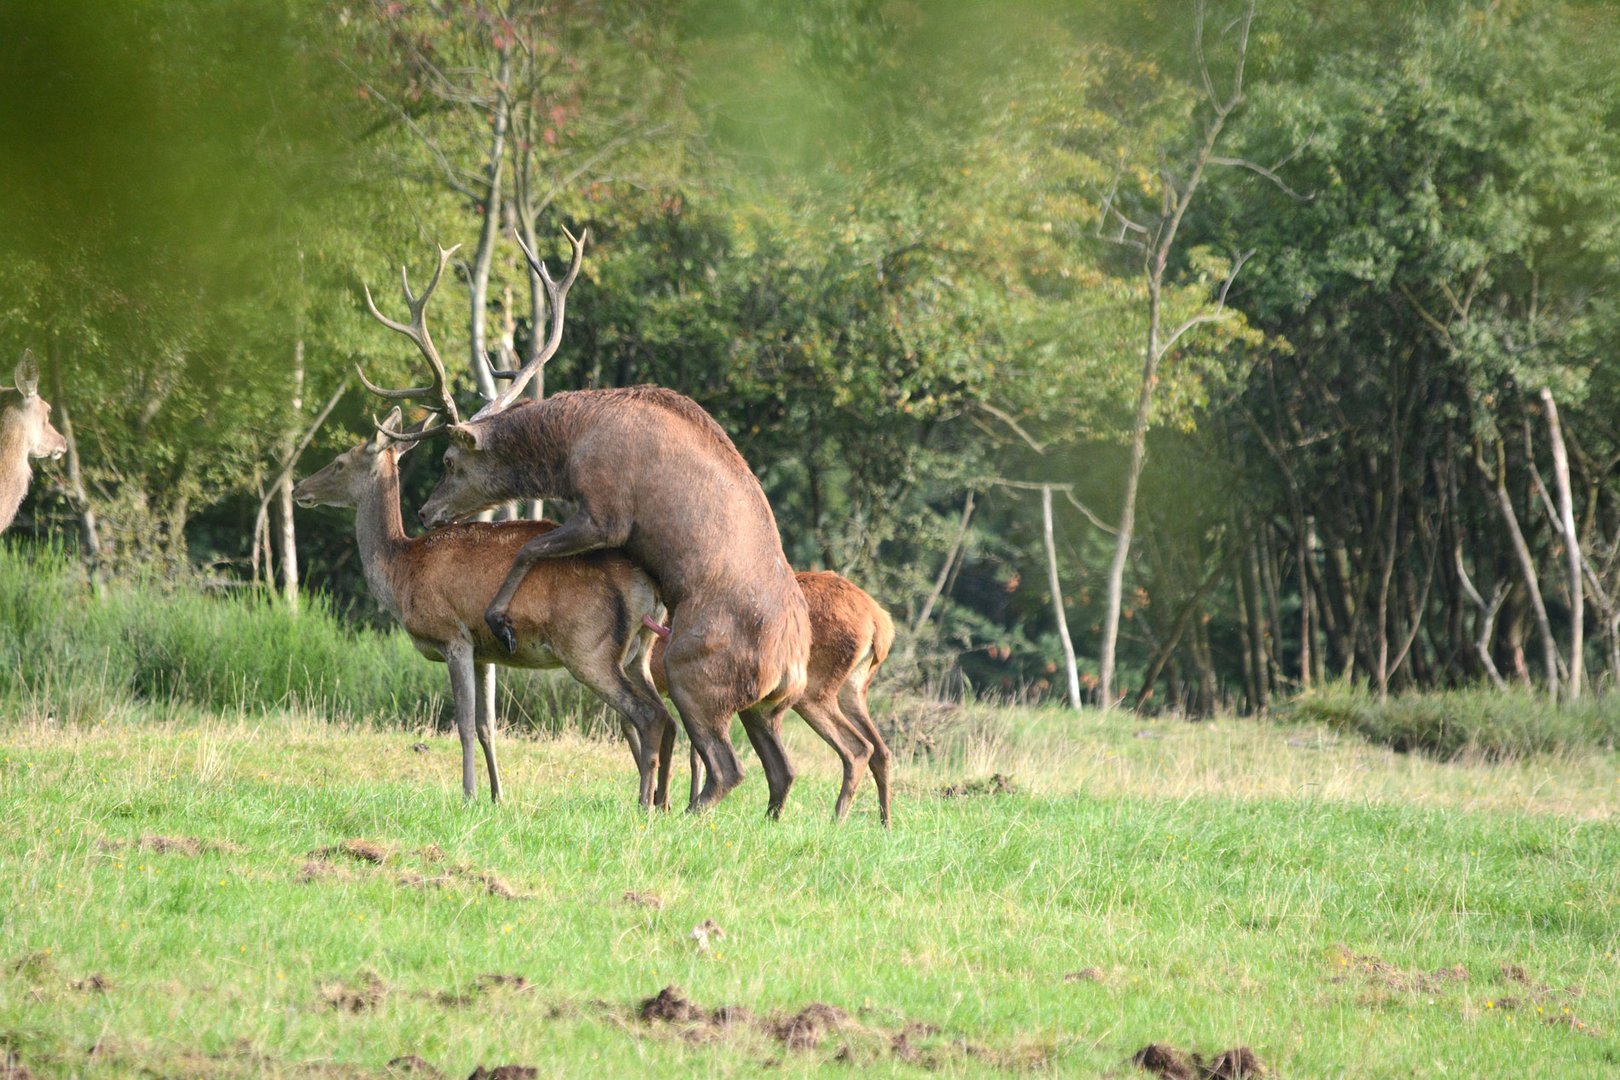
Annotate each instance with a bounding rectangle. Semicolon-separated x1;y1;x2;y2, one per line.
474;662;502;804
740;699;797;820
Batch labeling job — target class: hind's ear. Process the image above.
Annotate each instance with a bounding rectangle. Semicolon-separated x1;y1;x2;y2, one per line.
369;406;405;452
14;350;39;398
449;423;486;451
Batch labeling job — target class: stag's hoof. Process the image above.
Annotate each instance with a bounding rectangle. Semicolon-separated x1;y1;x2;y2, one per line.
486;611;519;654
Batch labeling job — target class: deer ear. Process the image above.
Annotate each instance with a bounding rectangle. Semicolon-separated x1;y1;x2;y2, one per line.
370;406;404;452
14;350;39;398
449;423;485;451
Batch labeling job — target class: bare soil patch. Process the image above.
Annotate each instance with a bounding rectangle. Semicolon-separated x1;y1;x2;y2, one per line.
410;743;431;754
940;773;1018;798
386;1056;442;1077
1063;968;1104;983
622;890;662;909
466;1066;537;1079
0;1050;34;1080
319;972;387;1013
71;973;110;993
1328;945;1468;993
298;861;351;883
1133;1043;1264;1079
768;1003;849;1050
314;839;392;865
418;844;446;863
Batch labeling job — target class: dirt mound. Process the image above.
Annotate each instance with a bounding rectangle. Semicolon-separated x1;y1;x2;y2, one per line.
1;1049;35;1080
387;1056;442;1077
468;871;520;899
466;1067;537;1080
477;974;533;993
398;872;451;890
1133;1044;1264;1079
315;839;392;865
622;890;662;909
418;844;446;863
298;861;351;883
769;1003;849;1050
72;973;110;993
1064;968;1104;983
320;971;388;1013
639;985;705;1024
940;773;1017;798
1328;945;1468;993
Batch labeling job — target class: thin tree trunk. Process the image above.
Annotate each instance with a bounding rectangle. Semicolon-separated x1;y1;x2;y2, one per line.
1297;517;1314;690
274;338;305;612
914;490;975;632
1476;435;1559;699
1042;486;1082;710
1541;388;1582;698
466;46;512;407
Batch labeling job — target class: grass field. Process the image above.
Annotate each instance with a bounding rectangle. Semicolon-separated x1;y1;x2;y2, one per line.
2;703;1617;1078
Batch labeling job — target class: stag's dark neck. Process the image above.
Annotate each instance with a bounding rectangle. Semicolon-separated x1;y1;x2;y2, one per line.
352;453;409;622
482;397;580;501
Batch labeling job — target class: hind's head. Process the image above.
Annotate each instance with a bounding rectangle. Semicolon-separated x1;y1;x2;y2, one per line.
2;351;67;462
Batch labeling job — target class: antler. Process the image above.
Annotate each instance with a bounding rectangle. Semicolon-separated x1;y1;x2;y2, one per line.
473;225;587;420
357;243;463;440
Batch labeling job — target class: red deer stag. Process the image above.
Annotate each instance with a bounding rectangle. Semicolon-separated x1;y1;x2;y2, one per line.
292;405;675;806
0;351;67;532
650;570;895;825
373;229;810;817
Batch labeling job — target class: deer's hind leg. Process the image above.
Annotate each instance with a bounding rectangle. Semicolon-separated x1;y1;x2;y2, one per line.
474;662;502;804
792;694;873;822
739;699;797;820
840;662;892;826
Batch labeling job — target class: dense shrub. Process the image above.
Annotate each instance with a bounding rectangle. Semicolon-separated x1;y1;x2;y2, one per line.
0;542;607;733
1289;685;1620;760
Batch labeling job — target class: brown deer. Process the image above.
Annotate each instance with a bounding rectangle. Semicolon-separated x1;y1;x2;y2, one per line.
649;570;895;825
292;406;676;807
370;230;811;817
0;351;68;532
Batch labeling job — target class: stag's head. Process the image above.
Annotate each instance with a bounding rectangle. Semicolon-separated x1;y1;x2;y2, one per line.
293;407;409;510
417;421;504;527
2;352;67;462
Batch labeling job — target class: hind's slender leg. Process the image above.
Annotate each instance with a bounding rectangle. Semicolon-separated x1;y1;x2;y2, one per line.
793;695;872;822
444;642;479;800
474;662;502;804
841;674;892;826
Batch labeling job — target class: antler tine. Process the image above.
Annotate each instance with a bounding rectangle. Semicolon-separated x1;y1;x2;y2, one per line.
477;226;588;419
373;412;449;443
360;243;464;428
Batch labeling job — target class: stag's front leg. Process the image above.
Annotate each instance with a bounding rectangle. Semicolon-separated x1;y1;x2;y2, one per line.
485;511;623;653
444;641;479;800
475;662;502;804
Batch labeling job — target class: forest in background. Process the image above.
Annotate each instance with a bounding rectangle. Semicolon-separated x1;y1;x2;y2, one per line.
2;0;1618;714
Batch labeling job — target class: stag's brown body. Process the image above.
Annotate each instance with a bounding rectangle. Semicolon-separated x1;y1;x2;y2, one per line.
0;353;67;532
651;570;895;824
293;421;675;806
419;385;811;815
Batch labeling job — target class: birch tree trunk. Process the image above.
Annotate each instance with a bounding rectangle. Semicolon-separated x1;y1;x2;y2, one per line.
1043;485;1082;709
1541;388;1582;697
274;338;304;612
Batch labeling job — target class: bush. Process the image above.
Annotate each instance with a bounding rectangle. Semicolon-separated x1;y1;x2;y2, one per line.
1289;684;1620;760
0;541;607;732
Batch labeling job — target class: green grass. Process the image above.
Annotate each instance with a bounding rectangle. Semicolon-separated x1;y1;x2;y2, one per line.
2;711;1617;1078
0;541;606;735
1290;685;1620;761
